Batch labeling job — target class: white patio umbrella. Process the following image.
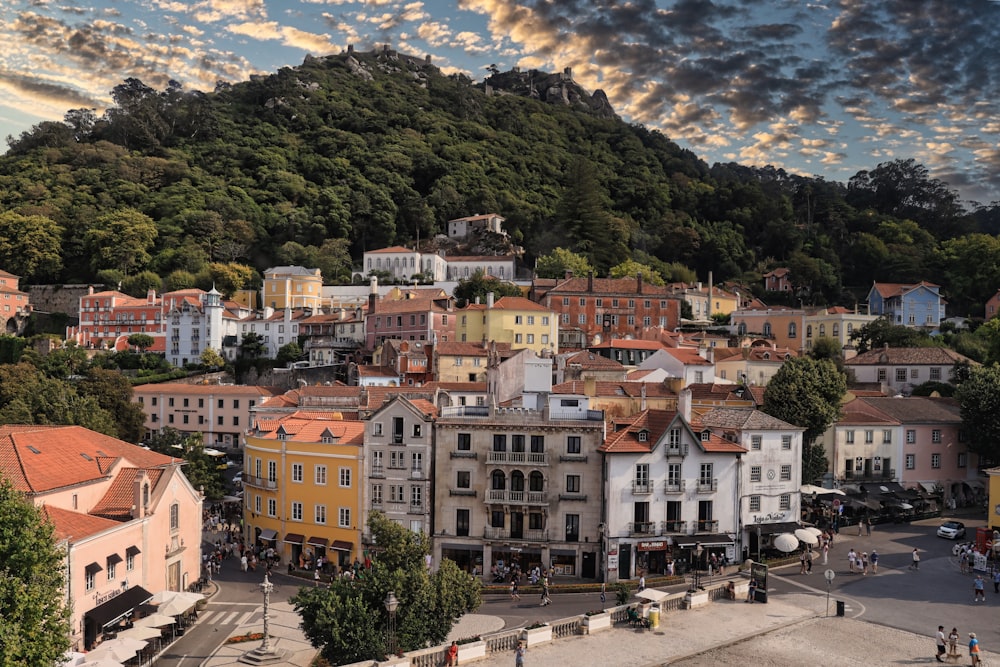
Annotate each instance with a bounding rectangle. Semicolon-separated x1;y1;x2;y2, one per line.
134;613;176;628
803;526;824;537
794;528;819;546
59;651;86;667
635;588;669;602
117;625;163;641
801;484;845;496
774;533;799;553
84;641;142;664
157;591;204;616
78;659;123;667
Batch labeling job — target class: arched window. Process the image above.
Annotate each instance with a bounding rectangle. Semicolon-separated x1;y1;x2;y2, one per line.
847;323;853;335
529;471;544;492
762;322;772;337
819;324;826;336
788;322;796;337
491;470;506;490
832;324;840;337
169;503;179;531
510;471;525;492
737;322;747;336
806;325;813;338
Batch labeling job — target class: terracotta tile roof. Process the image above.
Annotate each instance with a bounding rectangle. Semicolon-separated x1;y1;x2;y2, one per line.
356;365;398;377
489;296;549;311
698;407;801;431
408;398;439;417
260;414;366;444
838;398;900;426
562;350;626;370
747;386;766;404
422;381;488;392
763;268;789;278
133;384;283;396
588;339;667;350
91;468;165;520
872;281;940;298
689;425;749;454
42;504;121;542
626;369;657;380
0;425;180;494
662;348;713;365
434;341;512;356
372;297;452;314
367;246;413;254
258;386;362;409
447;255;516;262
685;383;754;402
551;380;677;398
845;347;975;366
600;409;678;453
361;386;436;410
545;276;676;296
858;396;961;423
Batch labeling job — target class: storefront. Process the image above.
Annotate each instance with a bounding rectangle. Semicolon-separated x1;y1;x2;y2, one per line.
675;535;736;572
305;536;328;568
83;585;153;650
635;539;672;576
284;533;304;567
746;522;800;561
330;539;354;568
440;543;484;576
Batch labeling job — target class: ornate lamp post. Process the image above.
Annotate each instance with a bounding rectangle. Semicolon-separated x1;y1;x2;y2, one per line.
238;574;287;664
384;591;400;657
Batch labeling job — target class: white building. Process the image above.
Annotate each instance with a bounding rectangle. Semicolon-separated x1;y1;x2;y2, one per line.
236;308;310;359
697;401;804;562
599;406;745;583
163;287;234;367
362;247;448;282
447;213;507;239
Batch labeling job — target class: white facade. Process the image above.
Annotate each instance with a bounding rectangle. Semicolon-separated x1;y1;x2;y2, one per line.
445;256;517;280
164;288;232;367
363;248;448;282
236;308;306;359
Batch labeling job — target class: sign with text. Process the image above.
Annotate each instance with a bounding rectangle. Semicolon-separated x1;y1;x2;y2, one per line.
750;561;769;603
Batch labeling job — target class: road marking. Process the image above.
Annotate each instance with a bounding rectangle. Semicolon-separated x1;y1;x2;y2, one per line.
220;611;240;625
237;611;256;626
207;601;259;607
770;572;868;618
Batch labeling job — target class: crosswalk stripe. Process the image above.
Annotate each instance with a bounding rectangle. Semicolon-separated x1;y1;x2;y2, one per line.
199;610;220;624
221;611;240;625
237;611;255;626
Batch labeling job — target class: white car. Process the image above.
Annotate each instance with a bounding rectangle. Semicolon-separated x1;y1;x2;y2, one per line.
937;521;966;540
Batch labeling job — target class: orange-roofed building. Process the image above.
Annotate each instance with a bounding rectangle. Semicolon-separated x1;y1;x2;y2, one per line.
0;424;201;651
0;268;32;334
456;293;558;354
599;406;745;583
243;412;365;569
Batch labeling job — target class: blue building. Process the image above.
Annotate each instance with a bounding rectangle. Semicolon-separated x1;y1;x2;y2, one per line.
866;282;945;329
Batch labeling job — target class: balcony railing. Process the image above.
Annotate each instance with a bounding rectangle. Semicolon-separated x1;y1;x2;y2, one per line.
661;520;687;534
842;469;896;482
486;490;548;504
487;451;548;465
696;478;718;494
665;443;688;457
483;527;549;541
631;480;653;495
696;520;719;533
450;450;478;459
370;465;385;478
663;480;686;494
408;503;425;515
244;476;278;490
628;521;658;536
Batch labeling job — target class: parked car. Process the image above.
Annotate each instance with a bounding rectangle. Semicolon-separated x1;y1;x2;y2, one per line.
937;521;966;540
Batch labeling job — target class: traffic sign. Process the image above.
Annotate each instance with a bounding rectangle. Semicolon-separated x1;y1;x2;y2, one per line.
824;569;836;582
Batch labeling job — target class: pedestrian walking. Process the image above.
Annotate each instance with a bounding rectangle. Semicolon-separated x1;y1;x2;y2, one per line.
870;549;879;574
861;552;869;576
799;551;807;574
638;574;645;592
314;568;320;587
822;541;829;565
973;575;986;602
960;548;970;574
510;579;520;601
865;517;872;536
540;581;551;606
992;569;1000;594
600;582;606;604
514;640;526;667
936;625;947;662
858;518;864;536
910;548;920;570
969;632;981;667
848;548;857;573
806;550;813;574
746;579;757;603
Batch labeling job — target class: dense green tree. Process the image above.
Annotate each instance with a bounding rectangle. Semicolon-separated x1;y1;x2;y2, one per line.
146;428;225;498
762;357;846;483
121;270;163;297
533;248;595;279
452;271;523;307
849;317;934;353
292;511;480;665
608;259;665;285
76;367;147;443
200;347;225;369
276;342;303;366
0;363;118;436
954;365;1000;464
198;262;256;298
552;158;628;273
127;333;155;352
0;212;64;280
83;208;158;276
240;332;266;359
0;478;72;664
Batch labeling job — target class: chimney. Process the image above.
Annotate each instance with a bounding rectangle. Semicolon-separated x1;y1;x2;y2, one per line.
564;270;573;280
132;469;149;520
368;276;379;314
637;272;643;294
147;289;156;305
678;387;692;422
486;292;495;309
588;271;594;293
640;382;647;411
88;285;94;295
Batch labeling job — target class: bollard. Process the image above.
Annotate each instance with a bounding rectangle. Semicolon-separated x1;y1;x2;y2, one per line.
836;600;845;617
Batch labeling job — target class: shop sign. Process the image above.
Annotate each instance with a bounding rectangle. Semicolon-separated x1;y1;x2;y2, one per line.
751;512;789;524
637;540;667;551
607;553;618;569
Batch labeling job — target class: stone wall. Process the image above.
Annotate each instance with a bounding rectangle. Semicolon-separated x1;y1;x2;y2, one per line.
26;284;103;319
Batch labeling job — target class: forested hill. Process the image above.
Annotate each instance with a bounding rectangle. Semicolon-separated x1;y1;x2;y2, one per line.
1;46;1000;317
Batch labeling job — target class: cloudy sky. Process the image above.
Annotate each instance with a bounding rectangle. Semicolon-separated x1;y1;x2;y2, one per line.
2;0;999;204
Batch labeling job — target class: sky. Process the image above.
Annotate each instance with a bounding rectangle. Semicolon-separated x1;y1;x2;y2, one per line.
2;0;1000;205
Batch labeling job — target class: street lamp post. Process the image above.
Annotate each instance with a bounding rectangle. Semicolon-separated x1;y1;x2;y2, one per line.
384;591;399;657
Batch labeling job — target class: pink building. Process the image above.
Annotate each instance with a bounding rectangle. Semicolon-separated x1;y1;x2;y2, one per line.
0;425;202;650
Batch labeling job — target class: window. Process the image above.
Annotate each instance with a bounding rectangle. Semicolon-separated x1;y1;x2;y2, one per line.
107;558;116;581
169;397;175;407
780;464;791;481
561;474;580;494
750;466;761;482
233;416;239;426
339;467;351;487
391;485;405;503
668;429;680;446
514;334;522;344
781;435;791;450
531;435;544;452
339;507;351;527
896;368;907;382
291;502;303;521
515;315;523;324
906;430;915;444
930;367;941;381
456;509;470;536
846;430;855;444
958;452;967;468
291;463;303;483
882;430;892;444
457;471;471;488
910;368;919;379
565;514;580;542
254;495;261;513
931;453;941;469
567;436;581;454
267;498;276;517
699;463;713;484
932;429;941;443
412;423;422;437
126;551;135;571
667;463;681;485
906;454;915;469
315;505;327;524
170;503;179;531
315;465;327;485
86;568;96;591
877;368;887;381
864;430;874;444
779;494;791;510
457;433;471;451
493;434;507;451
390;451;405;469
491;510;504;528
788;322;796;337
751;435;761;450
371;484;383;506
749;495;761;512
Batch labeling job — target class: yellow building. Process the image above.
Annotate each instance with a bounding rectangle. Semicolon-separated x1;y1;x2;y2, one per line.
987;466;1000;532
732;306;807;354
263;265;323;310
456;294;558;354
244;411;364;570
803;306;878;353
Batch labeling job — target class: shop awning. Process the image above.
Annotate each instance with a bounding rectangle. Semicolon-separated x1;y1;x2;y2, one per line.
918;482;939;494
752;522;800;535
85;586;153;629
307;536;329;548
844;496;882;511
964;479;985;490
259;529;278;541
676;534;735;548
284;533;304;544
85;562;103;575
865;482;905;495
107;553;123;566
125;545;141;557
331;540;353;552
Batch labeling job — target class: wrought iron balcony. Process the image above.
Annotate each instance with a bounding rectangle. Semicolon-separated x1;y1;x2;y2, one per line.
696;478;718;494
661;520;687;534
628;521;658;537
483;527;549;541
631;480;653;495
696;520;719;533
663;480;686;494
665;443;688;457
